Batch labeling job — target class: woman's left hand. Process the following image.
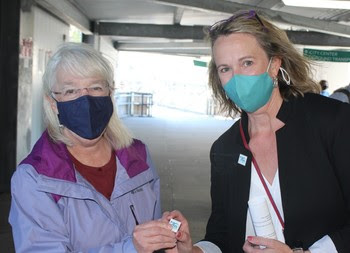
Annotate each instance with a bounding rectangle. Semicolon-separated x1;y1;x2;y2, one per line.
242;236;292;253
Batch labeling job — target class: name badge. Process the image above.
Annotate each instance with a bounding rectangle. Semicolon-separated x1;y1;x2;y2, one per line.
238;154;247;166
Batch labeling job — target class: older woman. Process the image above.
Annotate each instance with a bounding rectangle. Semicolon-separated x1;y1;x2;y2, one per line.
9;43;176;252
170;9;350;253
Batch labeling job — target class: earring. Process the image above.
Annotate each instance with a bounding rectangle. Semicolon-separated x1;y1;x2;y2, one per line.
273;77;278;87
279;67;291;85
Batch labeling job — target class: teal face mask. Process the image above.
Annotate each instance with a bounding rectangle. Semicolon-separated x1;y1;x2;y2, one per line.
223;60;274;113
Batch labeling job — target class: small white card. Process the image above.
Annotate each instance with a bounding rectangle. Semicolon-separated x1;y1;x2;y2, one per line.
169;218;181;232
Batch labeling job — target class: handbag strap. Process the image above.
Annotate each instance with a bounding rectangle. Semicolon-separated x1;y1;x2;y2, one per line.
239;120;285;229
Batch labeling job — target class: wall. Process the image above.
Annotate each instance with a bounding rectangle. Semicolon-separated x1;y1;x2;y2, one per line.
17;6;69;164
100;37;119;72
31;7;69;147
311;61;350;92
99;37;121;114
17;10;34;166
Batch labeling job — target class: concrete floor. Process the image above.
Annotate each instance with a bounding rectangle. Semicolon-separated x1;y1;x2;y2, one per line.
1;107;234;252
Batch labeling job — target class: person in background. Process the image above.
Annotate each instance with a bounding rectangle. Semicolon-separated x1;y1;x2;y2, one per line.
319;79;330;97
329;83;350;103
168;9;350;253
9;43;177;253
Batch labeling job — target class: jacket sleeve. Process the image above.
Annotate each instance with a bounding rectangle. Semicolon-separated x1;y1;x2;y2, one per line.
9;165;138;253
328;103;350;253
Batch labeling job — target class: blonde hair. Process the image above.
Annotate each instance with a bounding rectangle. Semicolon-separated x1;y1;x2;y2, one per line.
207;10;321;117
42;42;133;150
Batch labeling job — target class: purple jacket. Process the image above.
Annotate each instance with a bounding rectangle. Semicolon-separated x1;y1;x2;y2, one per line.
9;131;161;252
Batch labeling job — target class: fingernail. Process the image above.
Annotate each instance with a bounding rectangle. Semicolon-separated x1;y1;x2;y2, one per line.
176;232;182;238
247;236;253;241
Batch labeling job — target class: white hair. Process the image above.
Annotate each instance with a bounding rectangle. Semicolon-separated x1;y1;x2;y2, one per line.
42;42;133;149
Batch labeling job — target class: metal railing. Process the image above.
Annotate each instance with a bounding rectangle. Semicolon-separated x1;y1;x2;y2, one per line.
115;92;153;117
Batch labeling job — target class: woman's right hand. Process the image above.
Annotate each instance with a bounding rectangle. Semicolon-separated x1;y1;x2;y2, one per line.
132;219;177;253
164;210;199;253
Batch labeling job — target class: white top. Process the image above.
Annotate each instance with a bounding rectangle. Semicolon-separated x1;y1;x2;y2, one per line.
246;167;285;241
195;162;338;253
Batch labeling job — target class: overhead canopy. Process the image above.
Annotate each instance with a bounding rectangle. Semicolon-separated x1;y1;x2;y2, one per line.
33;0;350;56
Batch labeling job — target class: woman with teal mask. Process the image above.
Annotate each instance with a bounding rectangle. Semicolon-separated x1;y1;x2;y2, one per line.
166;9;350;253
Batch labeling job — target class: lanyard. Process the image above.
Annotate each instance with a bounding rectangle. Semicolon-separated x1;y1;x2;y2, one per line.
239;120;285;230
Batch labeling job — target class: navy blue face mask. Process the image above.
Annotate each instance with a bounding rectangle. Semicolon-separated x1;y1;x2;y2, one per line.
56;95;113;140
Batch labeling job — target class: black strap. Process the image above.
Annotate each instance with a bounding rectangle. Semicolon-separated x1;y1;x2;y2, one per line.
333;88;350;102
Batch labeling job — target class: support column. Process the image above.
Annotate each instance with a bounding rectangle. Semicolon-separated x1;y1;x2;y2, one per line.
0;0;20;192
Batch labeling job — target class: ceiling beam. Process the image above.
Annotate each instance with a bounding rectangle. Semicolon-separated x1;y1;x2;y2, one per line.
35;0;91;34
152;0;241;14
114;41;209;50
114;41;210;56
286;30;350;46
97;23;206;40
112;30;350;56
153;0;350;37
99;22;350;48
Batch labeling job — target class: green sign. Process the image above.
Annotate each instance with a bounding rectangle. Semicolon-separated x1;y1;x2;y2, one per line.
193;60;207;67
303;48;350;62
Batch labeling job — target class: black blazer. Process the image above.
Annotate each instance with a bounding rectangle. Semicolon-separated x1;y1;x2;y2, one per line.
204;93;350;253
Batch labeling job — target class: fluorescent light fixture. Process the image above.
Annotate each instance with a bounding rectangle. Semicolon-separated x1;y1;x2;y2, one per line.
282;0;350;9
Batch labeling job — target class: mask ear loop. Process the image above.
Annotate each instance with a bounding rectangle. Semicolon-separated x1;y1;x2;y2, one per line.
266;58;273;72
50;92;65;129
280;67;291;85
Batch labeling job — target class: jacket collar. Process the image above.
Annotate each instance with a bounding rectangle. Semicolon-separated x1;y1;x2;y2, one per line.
20;130;76;183
21;130;149;201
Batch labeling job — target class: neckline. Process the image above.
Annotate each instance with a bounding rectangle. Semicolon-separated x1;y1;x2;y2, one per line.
69;150;114;171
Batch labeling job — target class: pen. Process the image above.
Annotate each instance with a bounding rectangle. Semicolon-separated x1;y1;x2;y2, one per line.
129;204;139;225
